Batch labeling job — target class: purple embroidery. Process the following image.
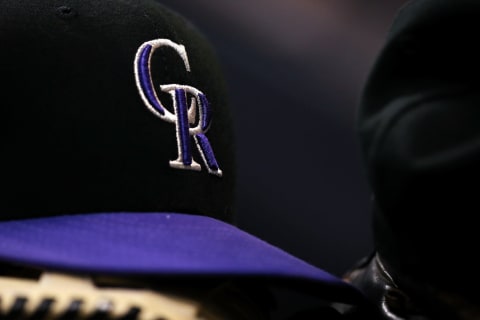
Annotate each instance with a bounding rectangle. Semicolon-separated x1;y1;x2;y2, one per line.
138;45;165;115
134;39;222;177
195;134;220;172
174;88;192;166
199;93;211;131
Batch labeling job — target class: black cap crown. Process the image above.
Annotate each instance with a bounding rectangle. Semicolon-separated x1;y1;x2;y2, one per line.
0;0;235;222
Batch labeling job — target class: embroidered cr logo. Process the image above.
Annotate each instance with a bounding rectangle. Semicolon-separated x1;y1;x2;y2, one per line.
134;39;222;177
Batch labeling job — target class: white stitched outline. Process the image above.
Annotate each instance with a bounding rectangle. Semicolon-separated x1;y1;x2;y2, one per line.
134;39;222;177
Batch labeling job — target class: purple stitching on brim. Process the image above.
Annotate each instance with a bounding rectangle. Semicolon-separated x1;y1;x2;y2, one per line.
0;213;365;303
0;213;342;279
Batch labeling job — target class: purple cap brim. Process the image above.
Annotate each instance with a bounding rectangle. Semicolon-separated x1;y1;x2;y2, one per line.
0;213;362;302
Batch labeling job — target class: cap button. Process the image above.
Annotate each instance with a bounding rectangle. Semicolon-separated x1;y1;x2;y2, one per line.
55;6;78;20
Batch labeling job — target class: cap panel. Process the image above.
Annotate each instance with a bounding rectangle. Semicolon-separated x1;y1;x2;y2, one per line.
0;0;234;222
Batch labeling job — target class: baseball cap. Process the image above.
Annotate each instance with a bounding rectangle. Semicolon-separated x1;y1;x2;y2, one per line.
0;0;362;304
358;0;480;297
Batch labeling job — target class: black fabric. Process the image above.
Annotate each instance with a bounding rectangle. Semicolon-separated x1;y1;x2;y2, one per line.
357;0;480;298
341;253;465;320
0;0;235;222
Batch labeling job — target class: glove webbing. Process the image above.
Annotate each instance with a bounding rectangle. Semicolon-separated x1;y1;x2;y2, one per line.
0;271;204;320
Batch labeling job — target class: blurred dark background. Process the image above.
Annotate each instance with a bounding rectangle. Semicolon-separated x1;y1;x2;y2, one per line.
159;0;408;279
